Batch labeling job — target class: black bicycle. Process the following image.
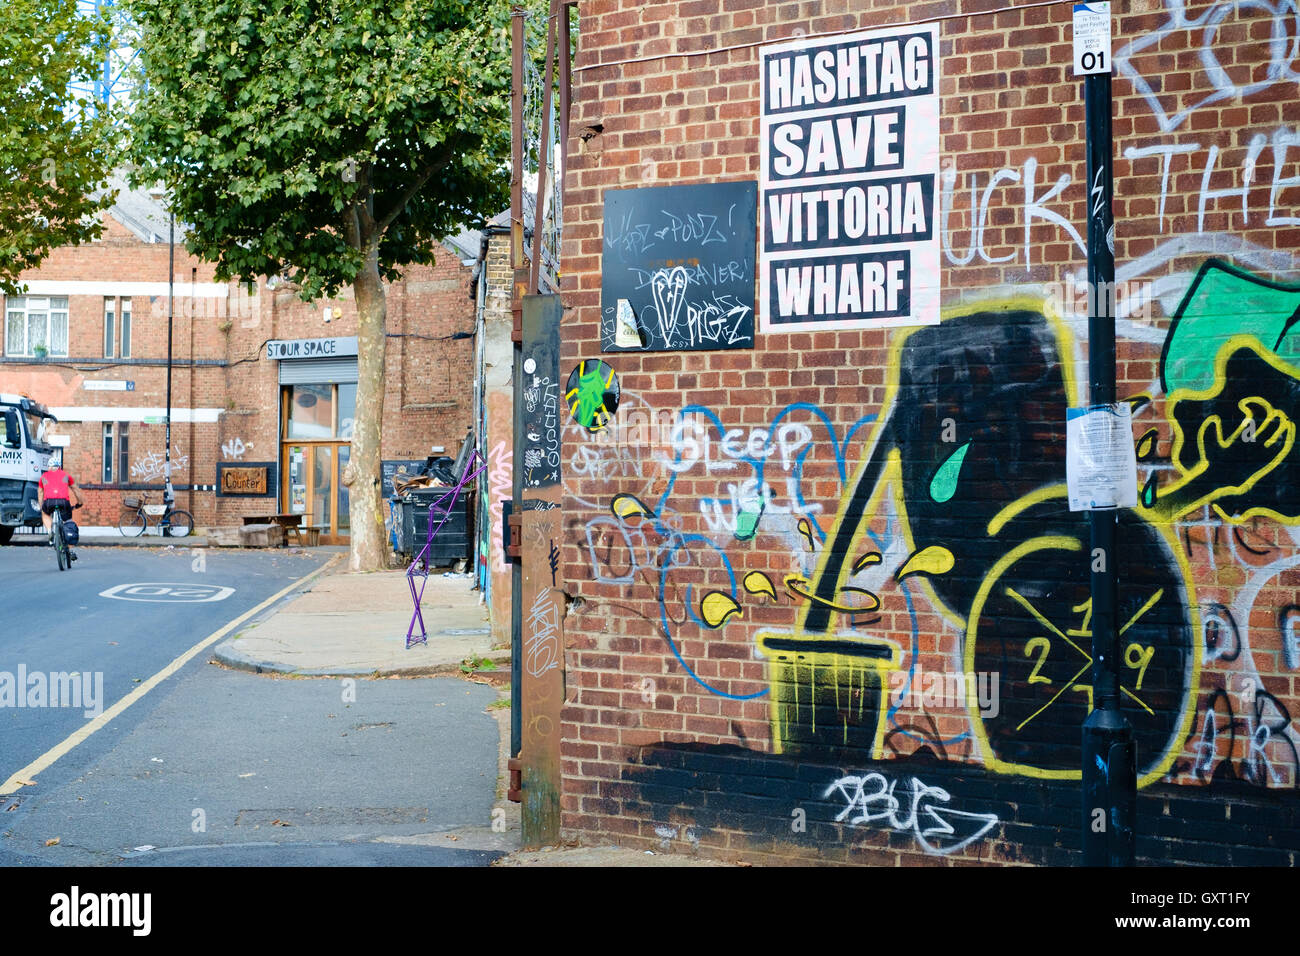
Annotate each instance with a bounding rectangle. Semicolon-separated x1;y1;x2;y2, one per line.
118;492;194;537
51;503;81;571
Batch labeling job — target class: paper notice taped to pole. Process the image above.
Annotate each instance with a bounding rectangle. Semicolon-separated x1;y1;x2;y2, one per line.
1066;403;1138;510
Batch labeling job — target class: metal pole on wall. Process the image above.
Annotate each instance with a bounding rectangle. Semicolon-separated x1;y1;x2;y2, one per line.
1075;2;1136;866
165;212;175;534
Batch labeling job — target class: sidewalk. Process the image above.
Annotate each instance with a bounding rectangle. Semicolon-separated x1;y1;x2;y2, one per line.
213;563;506;676
210;558;734;867
9;526;209;547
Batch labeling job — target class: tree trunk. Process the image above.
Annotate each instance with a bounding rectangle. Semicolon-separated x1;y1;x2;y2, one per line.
348;243;387;572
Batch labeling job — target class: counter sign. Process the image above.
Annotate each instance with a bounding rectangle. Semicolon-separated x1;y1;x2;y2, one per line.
1073;2;1112;75
759;24;940;333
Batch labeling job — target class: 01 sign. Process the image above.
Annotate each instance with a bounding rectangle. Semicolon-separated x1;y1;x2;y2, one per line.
1072;2;1111;76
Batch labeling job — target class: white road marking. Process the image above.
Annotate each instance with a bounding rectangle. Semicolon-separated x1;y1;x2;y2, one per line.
100;582;236;603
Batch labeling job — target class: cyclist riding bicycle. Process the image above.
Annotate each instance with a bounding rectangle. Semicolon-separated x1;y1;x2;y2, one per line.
38;462;82;561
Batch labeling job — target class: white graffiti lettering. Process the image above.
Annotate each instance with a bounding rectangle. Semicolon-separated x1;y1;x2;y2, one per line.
524;589;562;678
824;772;999;856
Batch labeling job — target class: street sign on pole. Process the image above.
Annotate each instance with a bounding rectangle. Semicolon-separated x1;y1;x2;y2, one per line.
1072;2;1112;76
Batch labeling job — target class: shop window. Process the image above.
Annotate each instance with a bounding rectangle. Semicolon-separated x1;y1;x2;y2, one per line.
287;384;336;440
338;383;356;439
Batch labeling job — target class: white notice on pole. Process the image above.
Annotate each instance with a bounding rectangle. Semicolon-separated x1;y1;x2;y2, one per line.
1066;403;1138;511
1072;2;1112;76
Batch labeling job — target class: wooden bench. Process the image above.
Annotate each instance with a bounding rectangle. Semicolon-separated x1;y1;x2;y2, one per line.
241;513;320;546
287;525;321;547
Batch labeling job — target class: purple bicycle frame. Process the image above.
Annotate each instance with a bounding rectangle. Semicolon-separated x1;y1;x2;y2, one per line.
405;450;486;648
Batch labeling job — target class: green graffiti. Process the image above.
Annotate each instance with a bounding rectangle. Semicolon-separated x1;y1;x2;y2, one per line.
1141;473;1157;508
735;505;761;540
574;367;608;427
929;440;972;503
1161;259;1300;395
566;360;620;432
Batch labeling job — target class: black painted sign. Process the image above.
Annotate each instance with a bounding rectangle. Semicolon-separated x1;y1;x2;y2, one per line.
521;295;563;489
601;181;757;352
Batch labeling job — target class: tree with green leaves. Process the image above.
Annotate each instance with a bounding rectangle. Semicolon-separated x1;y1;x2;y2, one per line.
126;0;514;571
0;0;118;295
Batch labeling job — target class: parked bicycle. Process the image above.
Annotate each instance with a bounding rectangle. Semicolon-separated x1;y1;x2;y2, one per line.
51;502;82;571
118;492;193;537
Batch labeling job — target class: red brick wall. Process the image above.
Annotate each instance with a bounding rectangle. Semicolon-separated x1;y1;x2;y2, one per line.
558;0;1300;865
2;210;478;532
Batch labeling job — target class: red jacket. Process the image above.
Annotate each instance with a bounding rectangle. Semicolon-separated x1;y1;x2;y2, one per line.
39;468;74;500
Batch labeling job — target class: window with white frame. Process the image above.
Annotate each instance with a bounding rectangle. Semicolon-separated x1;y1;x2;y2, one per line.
104;297;115;358
102;423;114;482
121;298;132;357
102;422;130;484
5;296;69;357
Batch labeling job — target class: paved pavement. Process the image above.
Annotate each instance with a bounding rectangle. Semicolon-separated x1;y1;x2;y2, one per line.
1;665;503;866
212;567;506;676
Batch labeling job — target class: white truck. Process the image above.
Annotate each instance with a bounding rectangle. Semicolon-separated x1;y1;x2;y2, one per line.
0;394;59;544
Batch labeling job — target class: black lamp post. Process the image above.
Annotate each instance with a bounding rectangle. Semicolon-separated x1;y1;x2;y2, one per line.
164;212;175;532
1079;59;1136;867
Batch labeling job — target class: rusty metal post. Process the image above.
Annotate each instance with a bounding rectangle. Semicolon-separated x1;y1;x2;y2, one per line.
530;0;558;295
560;2;573;162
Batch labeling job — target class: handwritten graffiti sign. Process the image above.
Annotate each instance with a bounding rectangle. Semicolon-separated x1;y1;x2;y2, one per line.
601;180;757;352
759;24;941;332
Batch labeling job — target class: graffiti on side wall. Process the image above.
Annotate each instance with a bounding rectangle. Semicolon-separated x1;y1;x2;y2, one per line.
221;437;252;461
573;258;1300;808
563;1;1300;862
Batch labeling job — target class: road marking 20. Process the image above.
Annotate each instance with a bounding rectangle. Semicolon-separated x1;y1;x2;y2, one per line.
99;583;236;603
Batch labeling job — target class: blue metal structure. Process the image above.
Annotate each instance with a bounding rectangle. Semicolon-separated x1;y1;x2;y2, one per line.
69;0;141;114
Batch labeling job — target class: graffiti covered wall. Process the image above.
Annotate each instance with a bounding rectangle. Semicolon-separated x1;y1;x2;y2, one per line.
557;0;1300;865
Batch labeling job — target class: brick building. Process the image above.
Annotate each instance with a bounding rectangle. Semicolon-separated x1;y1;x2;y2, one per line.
553;0;1300;864
1;176;479;544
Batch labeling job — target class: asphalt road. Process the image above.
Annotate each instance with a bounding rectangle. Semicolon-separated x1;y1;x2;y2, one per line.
0;546;507;867
0;544;330;784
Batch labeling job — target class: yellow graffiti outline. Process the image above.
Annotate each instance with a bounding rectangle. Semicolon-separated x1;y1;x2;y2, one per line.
1156;335;1300;525
964;531;1199;786
781;294;1083;674
742;570;778;602
986;483;1070;538
1003;585;1161;729
785;574;880;613
768;293;1208;779
853;551;882;572
895;544;956;581
756;633;901;756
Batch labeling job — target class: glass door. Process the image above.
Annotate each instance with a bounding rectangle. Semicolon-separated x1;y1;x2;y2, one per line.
282;383;354;544
283;444;349;543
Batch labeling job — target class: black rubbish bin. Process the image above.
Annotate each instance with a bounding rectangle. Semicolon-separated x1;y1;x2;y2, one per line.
399;487;471;565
